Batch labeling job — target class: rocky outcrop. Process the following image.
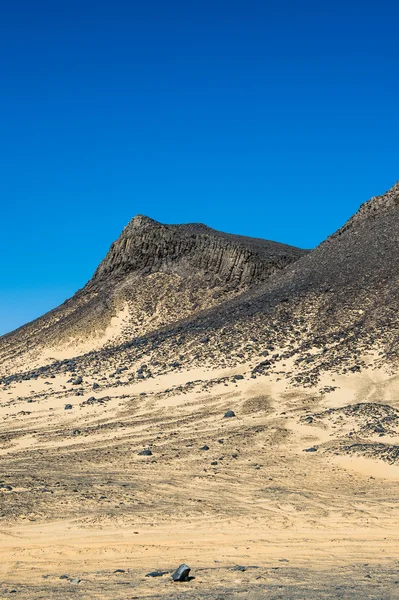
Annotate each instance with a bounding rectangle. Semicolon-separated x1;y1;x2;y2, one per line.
329;181;399;240
89;215;307;290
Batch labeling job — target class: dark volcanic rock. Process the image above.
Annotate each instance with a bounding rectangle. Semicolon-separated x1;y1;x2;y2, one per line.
171;563;191;582
224;410;236;418
138;449;152;456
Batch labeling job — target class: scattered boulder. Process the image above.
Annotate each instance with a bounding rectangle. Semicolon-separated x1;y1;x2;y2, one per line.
146;570;168;578
138;449;152;456
72;377;83;385
224;410;236;418
171;563;191;582
200;445;210;451
64;404;73;410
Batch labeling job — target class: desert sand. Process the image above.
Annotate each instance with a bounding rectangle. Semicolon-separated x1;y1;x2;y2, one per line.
1;357;399;598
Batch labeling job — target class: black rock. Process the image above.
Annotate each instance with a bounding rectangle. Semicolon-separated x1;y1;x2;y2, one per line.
231;565;246;572
303;446;318;452
64;404;73;410
92;382;100;389
200;445;210;451
72;377;83;385
171;563;191;582
114;569;125;573
224;410;236;418
146;570;168;577
138;449;152;456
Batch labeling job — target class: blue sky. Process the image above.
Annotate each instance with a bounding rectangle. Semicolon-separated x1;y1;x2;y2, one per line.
1;0;398;335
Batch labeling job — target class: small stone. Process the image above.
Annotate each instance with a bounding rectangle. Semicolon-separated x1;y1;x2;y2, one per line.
171;563;191;582
224;410;235;418
146;570;168;577
200;445;209;451
231;565;246;572
64;404;73;410
70;578;81;585
303;447;317;452
138;449;152;456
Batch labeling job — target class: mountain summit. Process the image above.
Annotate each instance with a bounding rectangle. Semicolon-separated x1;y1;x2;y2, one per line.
90;215;307;285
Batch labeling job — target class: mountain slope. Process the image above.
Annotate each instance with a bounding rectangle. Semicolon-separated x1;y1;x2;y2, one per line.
159;180;399;382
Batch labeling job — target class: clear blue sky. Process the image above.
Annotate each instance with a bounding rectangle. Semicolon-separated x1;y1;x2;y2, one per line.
1;0;398;336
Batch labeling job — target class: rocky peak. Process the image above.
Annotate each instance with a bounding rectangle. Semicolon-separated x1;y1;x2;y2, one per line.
328;181;399;242
127;214;159;230
89;216;308;289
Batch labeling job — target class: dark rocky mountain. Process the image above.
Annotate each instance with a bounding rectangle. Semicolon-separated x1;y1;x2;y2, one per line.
1;181;398;385
92;214;306;286
0;215;307;374
8;180;397;388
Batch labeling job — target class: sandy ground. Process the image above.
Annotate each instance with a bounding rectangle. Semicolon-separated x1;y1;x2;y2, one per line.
1;360;399;598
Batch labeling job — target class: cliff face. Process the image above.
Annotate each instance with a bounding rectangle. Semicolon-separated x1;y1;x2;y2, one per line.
0;216;307;374
89;215;306;290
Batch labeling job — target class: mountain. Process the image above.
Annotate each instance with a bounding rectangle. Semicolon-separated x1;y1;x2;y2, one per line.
0;215;307;374
2;182;399;383
11;180;396;386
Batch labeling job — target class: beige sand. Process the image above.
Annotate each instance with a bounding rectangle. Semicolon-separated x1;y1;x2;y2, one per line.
1;359;399;597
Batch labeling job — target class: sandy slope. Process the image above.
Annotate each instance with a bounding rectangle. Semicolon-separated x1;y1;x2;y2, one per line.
1;361;399;598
